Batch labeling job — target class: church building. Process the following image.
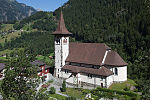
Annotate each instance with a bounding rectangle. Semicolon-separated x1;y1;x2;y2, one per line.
52;11;128;88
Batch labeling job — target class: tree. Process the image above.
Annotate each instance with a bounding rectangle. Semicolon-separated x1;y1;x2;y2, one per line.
0;50;48;100
60;80;66;92
49;87;56;94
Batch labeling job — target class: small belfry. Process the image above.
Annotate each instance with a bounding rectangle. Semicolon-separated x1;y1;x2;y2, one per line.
52;11;71;78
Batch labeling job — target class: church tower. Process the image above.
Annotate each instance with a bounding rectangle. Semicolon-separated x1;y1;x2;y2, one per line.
52;11;71;78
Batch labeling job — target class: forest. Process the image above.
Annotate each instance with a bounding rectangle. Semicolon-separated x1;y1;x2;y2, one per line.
54;0;150;97
0;0;150;98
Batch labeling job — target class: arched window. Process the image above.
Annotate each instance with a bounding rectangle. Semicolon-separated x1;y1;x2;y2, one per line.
115;68;118;75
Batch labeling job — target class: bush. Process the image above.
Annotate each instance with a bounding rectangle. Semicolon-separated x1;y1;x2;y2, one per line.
82;89;91;95
49;87;56;94
124;87;130;91
60;80;66;92
65;96;76;100
91;87;138;99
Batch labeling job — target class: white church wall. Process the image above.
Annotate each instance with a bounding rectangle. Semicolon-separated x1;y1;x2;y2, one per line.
80;73;106;87
62;37;69;66
112;66;127;82
61;71;72;79
106;75;113;88
55;36;69;78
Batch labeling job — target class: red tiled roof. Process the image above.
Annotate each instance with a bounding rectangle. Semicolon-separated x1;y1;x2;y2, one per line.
62;65;113;76
52;11;71;35
66;43;110;66
104;51;128;66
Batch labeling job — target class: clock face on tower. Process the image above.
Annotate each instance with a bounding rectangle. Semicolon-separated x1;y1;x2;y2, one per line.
63;37;67;44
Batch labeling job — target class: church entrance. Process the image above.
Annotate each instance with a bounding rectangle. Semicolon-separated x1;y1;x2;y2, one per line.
101;83;103;88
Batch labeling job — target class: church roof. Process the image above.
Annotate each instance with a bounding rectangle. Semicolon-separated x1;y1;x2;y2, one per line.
52;11;71;35
66;43;111;66
104;51;128;66
66;42;127;67
62;65;113;76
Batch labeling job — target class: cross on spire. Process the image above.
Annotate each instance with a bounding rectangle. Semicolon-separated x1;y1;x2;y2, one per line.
53;11;71;35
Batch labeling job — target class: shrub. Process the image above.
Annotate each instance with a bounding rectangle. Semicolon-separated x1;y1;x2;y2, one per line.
49;87;56;94
82;89;91;95
60;80;66;92
65;96;76;100
91;87;138;99
124;87;130;91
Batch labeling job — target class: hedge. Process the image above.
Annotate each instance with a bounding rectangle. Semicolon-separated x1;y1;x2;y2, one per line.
91;87;138;99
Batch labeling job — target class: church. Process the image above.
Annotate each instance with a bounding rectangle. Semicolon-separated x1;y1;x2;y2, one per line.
52;11;128;88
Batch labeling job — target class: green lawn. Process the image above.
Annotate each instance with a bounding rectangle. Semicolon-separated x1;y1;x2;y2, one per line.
109;79;137;91
0;31;21;45
0;48;24;56
61;88;86;99
48;94;66;100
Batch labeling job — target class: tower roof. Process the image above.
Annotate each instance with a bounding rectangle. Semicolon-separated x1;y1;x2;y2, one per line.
52;11;71;35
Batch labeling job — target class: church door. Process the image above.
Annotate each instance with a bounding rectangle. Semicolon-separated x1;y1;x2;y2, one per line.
101;83;103;88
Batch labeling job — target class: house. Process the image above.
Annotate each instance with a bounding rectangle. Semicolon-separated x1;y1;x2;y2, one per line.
0;60;51;81
0;63;5;78
52;11;128;88
31;60;51;81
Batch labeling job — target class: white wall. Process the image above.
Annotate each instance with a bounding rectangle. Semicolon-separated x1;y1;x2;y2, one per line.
112;66;127;82
62;71;108;87
106;75;113;88
54;36;69;78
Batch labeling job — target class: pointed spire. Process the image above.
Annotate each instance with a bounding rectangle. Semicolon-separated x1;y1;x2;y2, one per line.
53;11;71;35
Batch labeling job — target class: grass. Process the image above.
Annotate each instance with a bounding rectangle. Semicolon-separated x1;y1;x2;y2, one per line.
61;88;85;99
0;24;13;31
0;31;21;45
48;94;66;100
109;79;137;91
0;57;7;60
0;48;24;56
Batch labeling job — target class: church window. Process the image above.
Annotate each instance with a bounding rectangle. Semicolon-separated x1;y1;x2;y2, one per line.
100;77;104;81
56;37;60;44
65;70;69;73
115;68;118;75
88;74;92;78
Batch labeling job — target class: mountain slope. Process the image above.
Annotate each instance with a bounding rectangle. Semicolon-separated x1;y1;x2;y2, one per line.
0;11;56;55
54;0;150;96
0;0;36;22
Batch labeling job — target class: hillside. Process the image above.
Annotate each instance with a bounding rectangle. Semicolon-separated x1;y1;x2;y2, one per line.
54;0;150;97
0;0;149;98
0;0;36;22
0;11;56;55
13;11;56;31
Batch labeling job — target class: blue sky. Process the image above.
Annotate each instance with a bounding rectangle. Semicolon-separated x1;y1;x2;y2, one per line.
16;0;69;11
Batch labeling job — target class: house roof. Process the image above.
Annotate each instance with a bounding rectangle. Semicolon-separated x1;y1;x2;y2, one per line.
37;65;51;72
104;51;128;66
62;65;113;76
0;63;5;71
52;11;71;35
66;43;111;66
31;60;45;66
